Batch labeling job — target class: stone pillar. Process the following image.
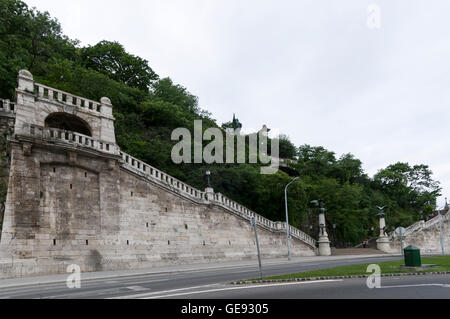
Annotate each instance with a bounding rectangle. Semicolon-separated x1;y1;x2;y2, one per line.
99;97;118;148
318;212;331;256
18;70;34;92
14;70;36;138
376;216;391;253
205;187;214;203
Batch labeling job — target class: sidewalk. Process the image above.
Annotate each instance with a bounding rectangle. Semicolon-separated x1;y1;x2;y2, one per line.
0;253;401;289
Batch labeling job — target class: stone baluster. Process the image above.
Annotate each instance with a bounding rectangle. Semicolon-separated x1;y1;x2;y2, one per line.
38;86;44;97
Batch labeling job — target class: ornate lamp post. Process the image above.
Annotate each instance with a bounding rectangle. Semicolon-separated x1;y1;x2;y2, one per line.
206;170;211;187
311;200;331;256
376;206;391;252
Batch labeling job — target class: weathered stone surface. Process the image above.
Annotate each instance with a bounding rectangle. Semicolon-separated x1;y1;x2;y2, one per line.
387;216;449;254
0;72;317;279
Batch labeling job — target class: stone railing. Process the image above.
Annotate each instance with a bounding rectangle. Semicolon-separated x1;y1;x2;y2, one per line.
120;152;206;202
213;192;277;229
120;150;317;249
33;83;104;115
0;99;16;115
211;192;316;247
287;224;317;247
25;124;119;155
422;212;449;230
403;221;425;236
394;212;450;238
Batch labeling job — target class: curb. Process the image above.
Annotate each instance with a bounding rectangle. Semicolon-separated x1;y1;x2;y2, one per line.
231;271;450;285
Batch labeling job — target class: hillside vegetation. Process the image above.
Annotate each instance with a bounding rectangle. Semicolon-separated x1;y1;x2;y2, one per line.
0;0;442;246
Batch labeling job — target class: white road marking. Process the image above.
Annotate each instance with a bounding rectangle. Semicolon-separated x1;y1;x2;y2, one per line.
110;283;221;299
140;279;344;299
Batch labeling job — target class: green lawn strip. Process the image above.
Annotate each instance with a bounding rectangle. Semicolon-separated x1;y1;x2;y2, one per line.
246;256;450;282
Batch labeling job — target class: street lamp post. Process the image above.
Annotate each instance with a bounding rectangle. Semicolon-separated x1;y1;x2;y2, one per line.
284;177;299;261
438;207;445;256
206;170;211;188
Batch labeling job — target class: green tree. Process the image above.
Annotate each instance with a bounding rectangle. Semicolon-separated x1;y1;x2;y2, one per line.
81;40;158;91
277;134;297;159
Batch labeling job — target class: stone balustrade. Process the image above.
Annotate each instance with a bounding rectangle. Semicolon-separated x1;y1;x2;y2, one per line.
119;151;317;249
423;212;449;229
33;83;105;115
395;212;450;238
26;124;119;155
402;221;425;236
288;224;317;247
214;192;277;229
0;98;16;115
5;78;317;249
211;194;316;247
120;151;206;201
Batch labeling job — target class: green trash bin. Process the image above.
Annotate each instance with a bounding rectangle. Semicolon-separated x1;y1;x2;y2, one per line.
404;245;422;267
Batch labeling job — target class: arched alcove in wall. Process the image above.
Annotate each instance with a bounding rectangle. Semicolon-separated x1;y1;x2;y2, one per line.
45;113;92;136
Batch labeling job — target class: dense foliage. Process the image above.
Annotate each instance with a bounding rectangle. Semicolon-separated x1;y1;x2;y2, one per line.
0;0;442;246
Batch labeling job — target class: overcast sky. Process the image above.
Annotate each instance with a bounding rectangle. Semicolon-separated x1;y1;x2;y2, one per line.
24;0;450;207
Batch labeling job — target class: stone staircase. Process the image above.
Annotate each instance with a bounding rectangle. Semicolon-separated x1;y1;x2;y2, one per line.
390;211;449;239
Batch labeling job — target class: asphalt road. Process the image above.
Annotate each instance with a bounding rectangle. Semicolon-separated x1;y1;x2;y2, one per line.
0;255;429;299
150;275;450;299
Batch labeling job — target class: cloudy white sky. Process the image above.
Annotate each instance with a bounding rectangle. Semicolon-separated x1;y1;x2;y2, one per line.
24;0;450;207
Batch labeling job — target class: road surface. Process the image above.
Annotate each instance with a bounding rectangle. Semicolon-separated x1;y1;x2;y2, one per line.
0;256;448;299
